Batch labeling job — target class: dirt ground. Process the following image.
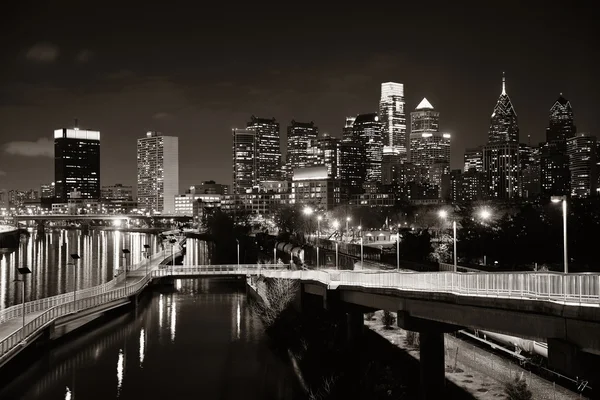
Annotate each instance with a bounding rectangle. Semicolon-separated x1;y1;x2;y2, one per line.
365;311;584;400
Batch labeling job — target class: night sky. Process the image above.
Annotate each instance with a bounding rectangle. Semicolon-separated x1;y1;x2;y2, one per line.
0;1;597;192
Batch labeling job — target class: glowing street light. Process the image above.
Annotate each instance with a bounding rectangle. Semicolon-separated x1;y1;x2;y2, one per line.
439;210;457;272
303;206;313;216
479;209;492;220
316;215;323;269
551;195;568;274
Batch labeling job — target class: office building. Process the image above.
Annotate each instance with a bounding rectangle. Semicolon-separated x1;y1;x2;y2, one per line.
488;73;519;144
567;134;597;198
232;128;257;194
353;113;383;183
136;131;179;214
101;184;133;200
188;181;229;195
483;142;520;199
464;147;483;172
291;166;341;210
54;127;100;202
286;120;318;178
306;134;339;178
379;82;407;159
247;116;281;182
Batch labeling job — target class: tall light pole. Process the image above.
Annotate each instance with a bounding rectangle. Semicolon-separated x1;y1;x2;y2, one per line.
169;238;177;275
359;225;364;267
15;266;31;332
345;216;351;241
396;230;400;271
143;244;150;275
236;239;240;266
122;249;130;294
69;253;80;312
439;210;457;272
551;195;568;274
303;206;313;239
333;219;340;269
478;209;492;265
273;246;277;265
316;215;322;269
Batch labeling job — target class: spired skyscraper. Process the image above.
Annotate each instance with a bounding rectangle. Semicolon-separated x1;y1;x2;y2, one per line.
540;94;576;197
54;125;100;202
483;73;520;199
379;82;407;160
136;131;179;214
247;116;281;183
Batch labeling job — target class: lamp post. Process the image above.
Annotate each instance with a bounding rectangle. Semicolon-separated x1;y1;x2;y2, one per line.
333;219;340;269
15;266;31;332
396;230;400;271
236;239;240;266
169;239;177;276
316;215;322;269
303;206;313;240
69;253;80;312
273;247;277;265
122;249;130;294
143;244;150;275
346;216;351;241
439;210;457;272
551;195;568;274
359;225;364;267
478;209;492;265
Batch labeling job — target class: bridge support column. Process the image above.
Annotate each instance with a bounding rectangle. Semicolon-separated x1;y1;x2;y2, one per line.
419;331;445;399
346;311;364;345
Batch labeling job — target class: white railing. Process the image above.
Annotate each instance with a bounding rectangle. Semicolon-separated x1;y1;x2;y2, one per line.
154;264;289;276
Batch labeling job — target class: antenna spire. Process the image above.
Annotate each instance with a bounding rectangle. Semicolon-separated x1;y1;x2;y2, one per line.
501;72;506;95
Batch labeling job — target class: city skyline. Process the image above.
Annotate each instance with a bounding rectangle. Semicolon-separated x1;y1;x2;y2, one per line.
0;2;597;191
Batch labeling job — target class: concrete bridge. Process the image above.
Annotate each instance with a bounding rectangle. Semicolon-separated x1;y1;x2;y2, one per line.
2;257;600;398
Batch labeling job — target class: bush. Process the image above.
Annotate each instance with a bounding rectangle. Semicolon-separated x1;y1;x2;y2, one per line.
504;374;532;400
252;278;299;327
381;311;396;329
405;331;420;347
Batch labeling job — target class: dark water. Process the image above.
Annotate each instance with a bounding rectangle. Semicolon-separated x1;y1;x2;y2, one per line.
0;229;210;309
0;278;303;400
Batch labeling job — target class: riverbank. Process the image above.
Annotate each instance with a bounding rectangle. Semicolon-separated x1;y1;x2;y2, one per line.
365;311;583;400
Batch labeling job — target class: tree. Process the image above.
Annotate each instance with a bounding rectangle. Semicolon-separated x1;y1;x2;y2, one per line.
253;278;299;327
504;374;532;400
381;311;396;329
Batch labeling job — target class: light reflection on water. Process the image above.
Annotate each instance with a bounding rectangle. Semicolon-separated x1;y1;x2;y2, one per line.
0;230;211;310
2;279;303;400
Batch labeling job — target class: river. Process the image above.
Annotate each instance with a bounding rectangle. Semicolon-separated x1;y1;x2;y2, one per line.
0;229;304;399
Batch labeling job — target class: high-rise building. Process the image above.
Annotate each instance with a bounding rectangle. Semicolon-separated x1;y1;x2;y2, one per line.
540;94;576;197
40;182;55;199
353;113;383;183
342;117;356;140
232;128;257;194
307;134;338;178
521;145;541;199
136;131;179;214
247;116;281;182
567;133;597;198
409;99;450;178
464;147;483;172
379;82;407;159
286;120;318;178
381;148;403;186
54;127;101;202
483;142;520;199
488;73;519;144
187;181;229;195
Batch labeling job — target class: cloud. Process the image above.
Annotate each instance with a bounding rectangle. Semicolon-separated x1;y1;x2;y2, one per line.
25;43;59;63
4;138;54;157
76;49;93;63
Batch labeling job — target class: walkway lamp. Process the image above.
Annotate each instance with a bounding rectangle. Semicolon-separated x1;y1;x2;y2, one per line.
143;244;150;275
358;225;364;267
335;241;339;270
438;210;457;272
345;216;351;240
396;227;400;271
316;215;322;269
169;238;177;276
273;246;277;265
69;253;81;312
477;209;492;265
122;249;130;294
551;195;568;274
15;266;31;332
236;239;240;266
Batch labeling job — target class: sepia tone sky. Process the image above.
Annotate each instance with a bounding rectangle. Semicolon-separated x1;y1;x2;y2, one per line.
0;1;598;191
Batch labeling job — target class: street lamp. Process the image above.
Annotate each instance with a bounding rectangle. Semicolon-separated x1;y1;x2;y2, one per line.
477;209;492;265
15;266;31;332
169;238;177;276
346;216;351;240
316;215;322;269
273;246;277;265
69;253;80;312
358;225;364;267
122;249;130;294
438;210;457;272
335;241;339;270
236;239;240;266
551;195;568;274
143;244;150;275
396;227;400;271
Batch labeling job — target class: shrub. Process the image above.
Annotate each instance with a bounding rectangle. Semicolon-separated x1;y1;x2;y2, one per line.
252;278;299;327
381;311;396;329
504;374;532;400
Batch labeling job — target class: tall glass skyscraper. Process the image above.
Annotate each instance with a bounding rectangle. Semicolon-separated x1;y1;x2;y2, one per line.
136;131;179;214
247;116;281;182
54;127;100;202
409;98;449;168
232;128;257;194
379;82;407;160
488;73;519;144
338;117;364;193
567;133;597;198
286;120;318;178
353;113;383;183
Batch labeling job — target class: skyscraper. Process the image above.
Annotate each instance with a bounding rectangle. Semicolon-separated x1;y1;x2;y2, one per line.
306;134;339;178
379;82;407;159
540;94;576;197
247;116;281;182
483;74;520;199
338;117;364;193
464;147;483;172
353;113;383;183
136;131;179;214
409;98;450;171
488;73;519;144
567;133;597;198
286;120;318;178
54;126;100;202
232;128;257;194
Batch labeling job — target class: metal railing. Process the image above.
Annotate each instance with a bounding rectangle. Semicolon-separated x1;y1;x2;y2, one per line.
153;264;289;276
